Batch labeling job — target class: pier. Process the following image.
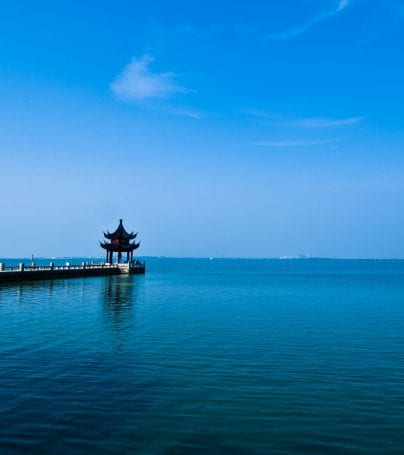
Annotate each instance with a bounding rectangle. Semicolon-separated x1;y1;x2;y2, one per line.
0;261;145;283
0;219;146;283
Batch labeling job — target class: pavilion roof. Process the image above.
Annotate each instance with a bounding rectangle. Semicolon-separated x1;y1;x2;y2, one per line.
103;219;137;240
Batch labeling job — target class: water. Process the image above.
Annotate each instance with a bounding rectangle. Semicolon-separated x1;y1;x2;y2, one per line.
0;258;403;454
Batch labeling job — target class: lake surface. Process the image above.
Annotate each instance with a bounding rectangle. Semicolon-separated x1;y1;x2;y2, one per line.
0;258;403;454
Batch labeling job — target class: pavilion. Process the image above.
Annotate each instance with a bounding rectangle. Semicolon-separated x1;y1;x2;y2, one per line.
100;219;140;264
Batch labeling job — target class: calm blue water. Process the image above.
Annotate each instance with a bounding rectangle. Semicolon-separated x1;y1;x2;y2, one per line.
0;258;403;454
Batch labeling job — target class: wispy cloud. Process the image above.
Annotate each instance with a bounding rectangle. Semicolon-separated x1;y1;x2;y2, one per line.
252;139;337;148
110;55;189;101
293;116;364;128
247;108;360;149
243;109;364;129
165;107;202;119
267;0;352;40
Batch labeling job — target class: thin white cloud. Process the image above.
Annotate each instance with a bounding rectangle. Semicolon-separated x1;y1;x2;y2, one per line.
243;109;364;129
252;139;336;148
293;116;364;128
337;0;350;12
166;107;202;119
268;0;352;40
111;55;189;101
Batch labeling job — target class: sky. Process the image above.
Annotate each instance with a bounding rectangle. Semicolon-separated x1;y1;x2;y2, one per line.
1;0;404;258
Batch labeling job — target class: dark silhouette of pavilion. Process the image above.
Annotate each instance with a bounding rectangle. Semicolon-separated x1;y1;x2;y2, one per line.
100;219;140;264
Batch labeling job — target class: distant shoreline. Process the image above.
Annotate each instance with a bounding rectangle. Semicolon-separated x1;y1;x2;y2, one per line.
1;256;404;262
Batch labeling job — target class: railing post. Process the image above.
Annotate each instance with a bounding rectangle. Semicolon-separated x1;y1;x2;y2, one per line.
19;263;24;272
50;262;54;270
0;263;4;271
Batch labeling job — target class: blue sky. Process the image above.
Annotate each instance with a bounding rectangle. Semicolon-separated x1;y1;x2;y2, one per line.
1;0;404;258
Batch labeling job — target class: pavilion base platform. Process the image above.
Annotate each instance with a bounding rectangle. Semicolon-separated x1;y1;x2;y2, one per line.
0;261;145;284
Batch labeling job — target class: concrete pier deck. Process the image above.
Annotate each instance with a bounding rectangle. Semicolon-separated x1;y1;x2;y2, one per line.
0;261;145;283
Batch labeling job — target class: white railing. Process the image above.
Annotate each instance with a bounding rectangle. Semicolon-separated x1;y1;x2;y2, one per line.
0;262;119;273
0;261;145;273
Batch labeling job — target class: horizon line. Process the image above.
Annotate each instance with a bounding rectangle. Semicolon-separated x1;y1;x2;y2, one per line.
1;256;404;261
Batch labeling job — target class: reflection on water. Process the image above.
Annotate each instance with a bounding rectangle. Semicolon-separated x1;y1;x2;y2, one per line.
0;278;59;304
104;275;136;306
0;276;100;305
102;275;145;351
